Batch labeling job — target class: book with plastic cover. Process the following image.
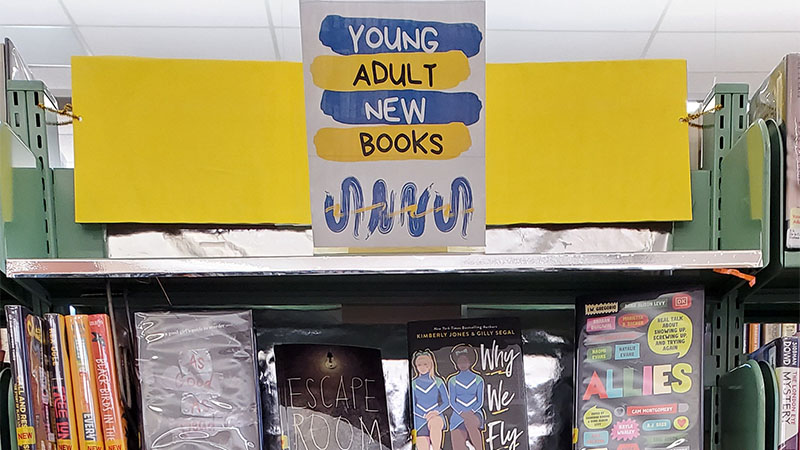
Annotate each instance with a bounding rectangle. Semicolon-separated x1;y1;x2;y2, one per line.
576;290;704;450
407;318;528;450
135;310;262;450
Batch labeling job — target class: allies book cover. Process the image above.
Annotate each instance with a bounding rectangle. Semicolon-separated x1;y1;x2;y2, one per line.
44;314;79;450
135;310;262;450
274;344;392;450
407;318;528;450
576;290;704;450
5;305;55;450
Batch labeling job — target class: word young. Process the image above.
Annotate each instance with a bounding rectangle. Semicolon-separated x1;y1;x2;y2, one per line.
349;25;439;54
582;363;693;400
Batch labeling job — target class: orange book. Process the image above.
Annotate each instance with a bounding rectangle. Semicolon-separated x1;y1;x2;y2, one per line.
45;314;80;450
64;316;104;450
88;315;127;450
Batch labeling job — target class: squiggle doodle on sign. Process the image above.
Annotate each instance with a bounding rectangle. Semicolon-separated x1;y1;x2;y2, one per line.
324;176;474;239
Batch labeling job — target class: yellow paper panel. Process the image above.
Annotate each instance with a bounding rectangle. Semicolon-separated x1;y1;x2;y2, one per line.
486;59;692;224
73;58;690;225
72;56;310;224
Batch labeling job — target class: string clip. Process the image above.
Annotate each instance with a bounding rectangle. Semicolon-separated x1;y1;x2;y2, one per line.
680;104;723;128
36;102;81;125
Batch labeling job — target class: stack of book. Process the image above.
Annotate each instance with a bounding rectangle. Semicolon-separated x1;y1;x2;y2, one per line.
745;322;798;353
5;305;127;450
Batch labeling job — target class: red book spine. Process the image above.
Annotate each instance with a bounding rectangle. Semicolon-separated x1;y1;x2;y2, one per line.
88;315;127;450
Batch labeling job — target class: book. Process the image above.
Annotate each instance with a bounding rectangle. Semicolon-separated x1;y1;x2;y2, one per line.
275;344;392;450
65;315;104;450
44;314;79;450
88;314;126;450
764;324;784;346
135;310;262;450
5;305;55;450
751;336;800;450
784;324;799;337
407;318;529;450
576;290;704;450
748;324;763;353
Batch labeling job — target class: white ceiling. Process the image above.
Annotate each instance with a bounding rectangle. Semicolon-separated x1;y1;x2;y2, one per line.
2;0;800;99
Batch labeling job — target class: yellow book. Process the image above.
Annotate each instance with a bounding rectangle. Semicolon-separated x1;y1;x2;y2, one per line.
45;314;80;450
64;316;104;450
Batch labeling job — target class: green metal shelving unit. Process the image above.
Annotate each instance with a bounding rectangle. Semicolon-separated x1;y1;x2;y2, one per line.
0;75;794;450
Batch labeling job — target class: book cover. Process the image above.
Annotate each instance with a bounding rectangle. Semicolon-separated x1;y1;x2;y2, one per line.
751;336;800;450
5;305;55;450
135;310;262;450
576;290;704;450
407;318;528;450
44;314;79;450
88;314;127;450
274;344;392;450
65;315;104;450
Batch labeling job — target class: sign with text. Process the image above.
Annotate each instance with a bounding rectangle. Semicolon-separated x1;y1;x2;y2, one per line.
300;1;486;248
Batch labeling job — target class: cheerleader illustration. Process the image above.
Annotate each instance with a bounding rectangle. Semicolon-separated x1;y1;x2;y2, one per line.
411;350;450;450
447;344;485;450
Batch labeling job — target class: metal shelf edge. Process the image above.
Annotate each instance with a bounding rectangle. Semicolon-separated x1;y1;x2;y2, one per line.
5;250;763;278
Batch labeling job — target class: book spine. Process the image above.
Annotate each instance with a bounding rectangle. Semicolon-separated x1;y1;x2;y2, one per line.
749;324;763;353
777;337;799;450
26;311;53;450
764;323;784;346
45;314;79;450
5;305;37;450
783;323;799;338
65;316;104;450
88;314;127;450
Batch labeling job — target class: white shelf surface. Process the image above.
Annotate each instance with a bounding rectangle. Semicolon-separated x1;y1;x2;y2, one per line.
5;250;763;278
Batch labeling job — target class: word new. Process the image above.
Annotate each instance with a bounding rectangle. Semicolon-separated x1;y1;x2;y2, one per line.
582;363;692;400
365;96;425;124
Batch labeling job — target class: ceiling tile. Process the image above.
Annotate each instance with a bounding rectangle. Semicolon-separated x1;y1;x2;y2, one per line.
646;32;716;72
0;0;71;25
487;31;650;63
487;0;668;31
713;0;800;32
79;27;276;60
63;0;269;27
714;32;800;72
686;72;717;100
274;27;302;62
660;0;716;32
30;66;72;91
0;26;86;65
269;0;301;28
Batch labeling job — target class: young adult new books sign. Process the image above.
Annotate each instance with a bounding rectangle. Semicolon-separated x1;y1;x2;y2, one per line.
300;0;486;248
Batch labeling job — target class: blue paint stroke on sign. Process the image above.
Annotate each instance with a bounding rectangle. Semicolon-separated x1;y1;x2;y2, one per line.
321;90;482;125
319;15;482;57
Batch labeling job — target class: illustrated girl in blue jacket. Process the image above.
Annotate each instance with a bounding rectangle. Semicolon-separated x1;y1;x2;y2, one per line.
411;350;450;450
447;344;485;450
